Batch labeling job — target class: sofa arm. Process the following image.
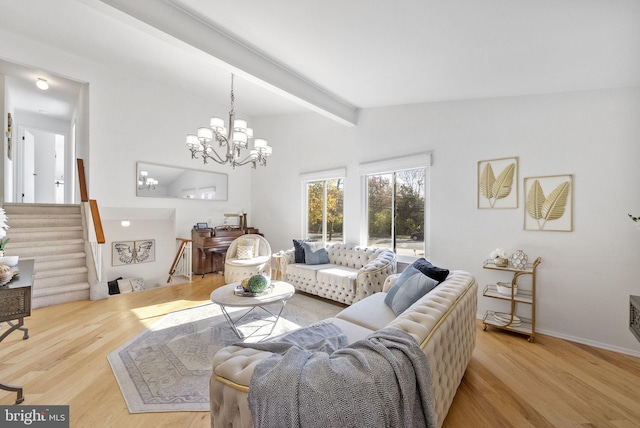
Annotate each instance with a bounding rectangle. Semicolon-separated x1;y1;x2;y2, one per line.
382;273;401;293
355;249;396;301
210;345;273;428
279;248;296;278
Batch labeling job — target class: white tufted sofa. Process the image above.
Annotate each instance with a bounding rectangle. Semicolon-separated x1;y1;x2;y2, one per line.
210;270;478;428
280;243;397;305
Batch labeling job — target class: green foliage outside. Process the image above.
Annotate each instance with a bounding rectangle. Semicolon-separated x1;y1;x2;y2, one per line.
306;169;424;245
307;179;343;240
368;169;425;238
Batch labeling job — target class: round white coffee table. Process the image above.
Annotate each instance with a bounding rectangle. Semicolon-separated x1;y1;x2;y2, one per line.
210;281;295;339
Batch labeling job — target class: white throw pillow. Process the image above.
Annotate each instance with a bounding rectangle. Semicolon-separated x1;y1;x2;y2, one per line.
237;245;254;260
131;278;145;292
117;278;134;294
117;277;145;293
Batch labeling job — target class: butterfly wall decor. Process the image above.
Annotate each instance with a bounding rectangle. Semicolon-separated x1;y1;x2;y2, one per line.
112;239;155;266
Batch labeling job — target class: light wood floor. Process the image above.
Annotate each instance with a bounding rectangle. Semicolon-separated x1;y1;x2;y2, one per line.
1;275;639;428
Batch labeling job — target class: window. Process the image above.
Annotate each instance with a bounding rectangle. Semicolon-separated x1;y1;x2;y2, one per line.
360;154;430;258
301;168;345;244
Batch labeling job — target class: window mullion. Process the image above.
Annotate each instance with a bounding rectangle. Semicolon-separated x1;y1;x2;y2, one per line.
391;172;396;253
322;180;328;243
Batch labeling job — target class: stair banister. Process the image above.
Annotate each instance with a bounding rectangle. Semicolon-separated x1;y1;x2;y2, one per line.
77;158;105;283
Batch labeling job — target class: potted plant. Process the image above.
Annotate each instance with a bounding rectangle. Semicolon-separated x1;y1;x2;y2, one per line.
490;248;509;267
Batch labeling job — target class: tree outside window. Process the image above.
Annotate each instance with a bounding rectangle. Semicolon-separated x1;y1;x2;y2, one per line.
306;178;344;243
367;168;425;256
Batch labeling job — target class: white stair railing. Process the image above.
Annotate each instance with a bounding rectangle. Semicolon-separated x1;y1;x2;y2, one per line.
168;239;192;283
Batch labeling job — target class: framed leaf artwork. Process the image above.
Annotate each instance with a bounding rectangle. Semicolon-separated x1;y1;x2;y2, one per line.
477;157;518;209
524;174;573;232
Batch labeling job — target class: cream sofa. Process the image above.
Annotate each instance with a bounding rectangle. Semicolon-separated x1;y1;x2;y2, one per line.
280;243;397;305
210;269;478;428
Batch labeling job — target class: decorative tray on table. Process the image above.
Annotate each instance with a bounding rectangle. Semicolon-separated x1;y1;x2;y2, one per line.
234;284;274;297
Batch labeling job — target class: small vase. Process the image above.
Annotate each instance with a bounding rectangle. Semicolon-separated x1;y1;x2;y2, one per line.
494;257;508;267
0;250;4;257
511;250;528;270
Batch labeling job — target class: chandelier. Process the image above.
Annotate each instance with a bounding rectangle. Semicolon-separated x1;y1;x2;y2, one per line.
138;170;158;190
186;74;272;169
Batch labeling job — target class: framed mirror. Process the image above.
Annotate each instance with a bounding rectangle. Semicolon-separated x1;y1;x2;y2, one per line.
136;161;228;200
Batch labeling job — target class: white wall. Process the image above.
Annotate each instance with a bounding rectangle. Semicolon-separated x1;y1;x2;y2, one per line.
102;217;176;287
0;29;257;286
81;61;255;239
251;88;640;356
2;25;639;356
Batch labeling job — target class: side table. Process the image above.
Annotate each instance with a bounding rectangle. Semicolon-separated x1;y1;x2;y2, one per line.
0;259;35;404
272;252;285;280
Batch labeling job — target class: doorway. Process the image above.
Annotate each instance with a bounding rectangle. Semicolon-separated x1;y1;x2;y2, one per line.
15;126;72;204
1;58;85;206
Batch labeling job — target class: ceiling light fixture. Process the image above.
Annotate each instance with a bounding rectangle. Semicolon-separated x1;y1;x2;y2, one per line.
186;74;272;169
36;78;49;90
137;170;158;190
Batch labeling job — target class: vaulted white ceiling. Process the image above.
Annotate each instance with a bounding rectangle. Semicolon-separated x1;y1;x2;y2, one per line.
2;0;639;125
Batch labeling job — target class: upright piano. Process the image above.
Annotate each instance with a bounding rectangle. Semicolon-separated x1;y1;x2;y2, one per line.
191;226;261;276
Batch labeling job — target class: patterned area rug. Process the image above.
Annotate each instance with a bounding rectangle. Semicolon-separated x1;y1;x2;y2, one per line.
108;293;343;413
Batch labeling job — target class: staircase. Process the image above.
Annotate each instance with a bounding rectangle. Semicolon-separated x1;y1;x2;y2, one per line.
3;203;90;308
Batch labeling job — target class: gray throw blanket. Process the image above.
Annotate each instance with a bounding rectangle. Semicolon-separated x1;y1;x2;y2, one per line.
237;322;436;428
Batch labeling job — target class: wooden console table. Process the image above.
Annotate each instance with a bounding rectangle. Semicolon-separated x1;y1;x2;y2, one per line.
0;259;34;404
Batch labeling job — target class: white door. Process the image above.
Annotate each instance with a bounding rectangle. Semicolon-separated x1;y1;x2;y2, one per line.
23;130;35;203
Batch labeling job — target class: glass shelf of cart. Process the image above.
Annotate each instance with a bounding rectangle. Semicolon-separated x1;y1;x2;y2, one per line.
482;258;538;273
482;284;533;304
483;310;533;336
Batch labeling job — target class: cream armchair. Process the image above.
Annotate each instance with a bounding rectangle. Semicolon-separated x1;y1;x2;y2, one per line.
224;234;272;284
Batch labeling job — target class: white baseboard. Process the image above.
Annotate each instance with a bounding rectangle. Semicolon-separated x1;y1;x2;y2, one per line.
476;314;640;358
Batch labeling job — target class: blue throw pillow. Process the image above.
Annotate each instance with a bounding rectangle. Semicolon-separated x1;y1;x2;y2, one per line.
301;241;330;265
293;239;315;263
411;258;449;282
384;266;440;315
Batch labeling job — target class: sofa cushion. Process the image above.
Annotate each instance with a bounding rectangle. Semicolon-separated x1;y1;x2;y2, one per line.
324;317;375;344
384;265;440;315
301;241;330;265
316;266;359;295
226;255;270;266
412;258;449;282
286;263;327;285
336;292;396;331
